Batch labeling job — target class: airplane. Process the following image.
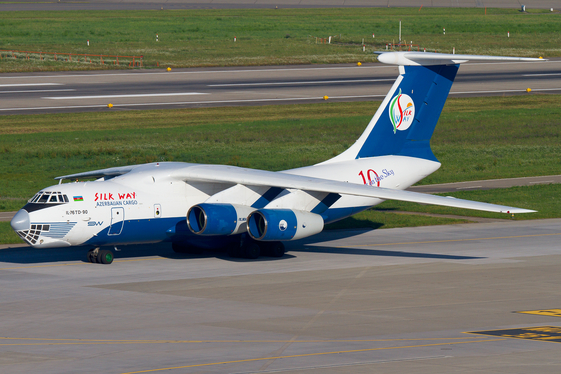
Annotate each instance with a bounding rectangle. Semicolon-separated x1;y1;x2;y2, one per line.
10;52;543;264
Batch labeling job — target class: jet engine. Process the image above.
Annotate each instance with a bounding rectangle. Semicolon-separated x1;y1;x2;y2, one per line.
247;209;324;241
187;203;254;236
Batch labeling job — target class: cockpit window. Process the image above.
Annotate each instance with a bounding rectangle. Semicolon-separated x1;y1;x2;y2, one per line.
28;191;70;205
38;193;50;203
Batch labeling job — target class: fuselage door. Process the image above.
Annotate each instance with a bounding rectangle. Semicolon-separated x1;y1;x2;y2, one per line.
108;207;124;236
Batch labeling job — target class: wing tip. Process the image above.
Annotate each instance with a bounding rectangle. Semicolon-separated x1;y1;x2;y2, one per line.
501;209;537;214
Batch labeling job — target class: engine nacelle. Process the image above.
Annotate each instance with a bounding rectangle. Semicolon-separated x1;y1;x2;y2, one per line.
247;209;324;241
187;203;254;236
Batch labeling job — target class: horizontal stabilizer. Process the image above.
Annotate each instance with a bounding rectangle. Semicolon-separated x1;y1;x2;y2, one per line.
375;51;546;66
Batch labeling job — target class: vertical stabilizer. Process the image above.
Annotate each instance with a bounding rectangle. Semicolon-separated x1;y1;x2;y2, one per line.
321;52;545;165
322;63;458;164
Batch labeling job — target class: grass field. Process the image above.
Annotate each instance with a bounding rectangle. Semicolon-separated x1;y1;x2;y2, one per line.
0;8;559;72
1;94;559;212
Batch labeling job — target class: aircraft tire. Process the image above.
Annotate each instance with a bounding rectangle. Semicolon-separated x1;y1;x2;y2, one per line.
242;242;261;259
265;242;285;257
98;249;114;264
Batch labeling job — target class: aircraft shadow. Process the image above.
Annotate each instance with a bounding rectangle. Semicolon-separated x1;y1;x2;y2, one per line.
289;245;483;260
0;228;374;265
0;237;482;264
0;243;298;265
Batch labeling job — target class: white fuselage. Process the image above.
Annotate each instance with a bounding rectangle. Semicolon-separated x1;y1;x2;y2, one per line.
13;156;440;248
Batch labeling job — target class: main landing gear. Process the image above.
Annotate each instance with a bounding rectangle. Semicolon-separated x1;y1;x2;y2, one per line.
171;242;204;255
86;247;114;264
170;237;286;260
226;238;285;259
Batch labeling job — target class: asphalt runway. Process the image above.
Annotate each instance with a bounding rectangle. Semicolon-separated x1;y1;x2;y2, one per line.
408;174;561;194
1;0;559;11
1;59;560;115
1;218;561;373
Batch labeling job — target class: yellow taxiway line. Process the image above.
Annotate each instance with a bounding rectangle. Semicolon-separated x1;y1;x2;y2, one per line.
120;338;506;374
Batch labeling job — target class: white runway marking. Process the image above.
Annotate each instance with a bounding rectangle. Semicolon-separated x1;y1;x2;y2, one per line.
0;61;556;82
209;79;394;87
0;66;390;80
0;89;75;94
0;83;62;87
1;88;559;112
1;96;339;111
43;92;209;100
450;88;561;94
523;73;561;76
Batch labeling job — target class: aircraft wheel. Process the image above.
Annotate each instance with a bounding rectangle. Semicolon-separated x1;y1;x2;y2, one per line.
87;248;99;263
242;242;261;259
266;242;285;257
97;249;114;264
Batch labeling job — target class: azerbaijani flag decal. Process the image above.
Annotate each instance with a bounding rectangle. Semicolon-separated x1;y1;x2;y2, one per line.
73;196;84;202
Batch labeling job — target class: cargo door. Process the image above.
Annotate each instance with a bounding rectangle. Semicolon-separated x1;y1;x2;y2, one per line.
108;207;124;236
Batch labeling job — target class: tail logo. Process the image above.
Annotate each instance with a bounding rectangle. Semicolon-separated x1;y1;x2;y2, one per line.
389;89;415;134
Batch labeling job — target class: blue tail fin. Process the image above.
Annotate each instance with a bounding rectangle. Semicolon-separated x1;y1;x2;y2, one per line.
358;64;459;162
324;63;458;164
321;52;544;165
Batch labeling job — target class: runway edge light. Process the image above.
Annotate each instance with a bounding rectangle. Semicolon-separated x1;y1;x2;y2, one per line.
107;103;113;108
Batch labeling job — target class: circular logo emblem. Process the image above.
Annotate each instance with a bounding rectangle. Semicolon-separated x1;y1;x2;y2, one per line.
389;89;415;133
279;220;287;231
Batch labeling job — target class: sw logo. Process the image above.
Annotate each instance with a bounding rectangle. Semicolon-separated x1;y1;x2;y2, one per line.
389;88;415;134
87;221;104;227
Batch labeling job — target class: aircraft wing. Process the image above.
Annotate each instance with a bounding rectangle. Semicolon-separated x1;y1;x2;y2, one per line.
172;164;535;214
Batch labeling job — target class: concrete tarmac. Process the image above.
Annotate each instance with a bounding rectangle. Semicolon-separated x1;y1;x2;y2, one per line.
407;174;561;194
1;218;561;373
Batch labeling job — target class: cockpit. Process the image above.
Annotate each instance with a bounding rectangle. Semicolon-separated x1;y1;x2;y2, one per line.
11;191;75;247
29;191;70;204
22;191;71;214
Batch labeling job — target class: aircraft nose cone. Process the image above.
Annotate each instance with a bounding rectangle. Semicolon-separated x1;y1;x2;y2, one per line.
10;209;30;231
